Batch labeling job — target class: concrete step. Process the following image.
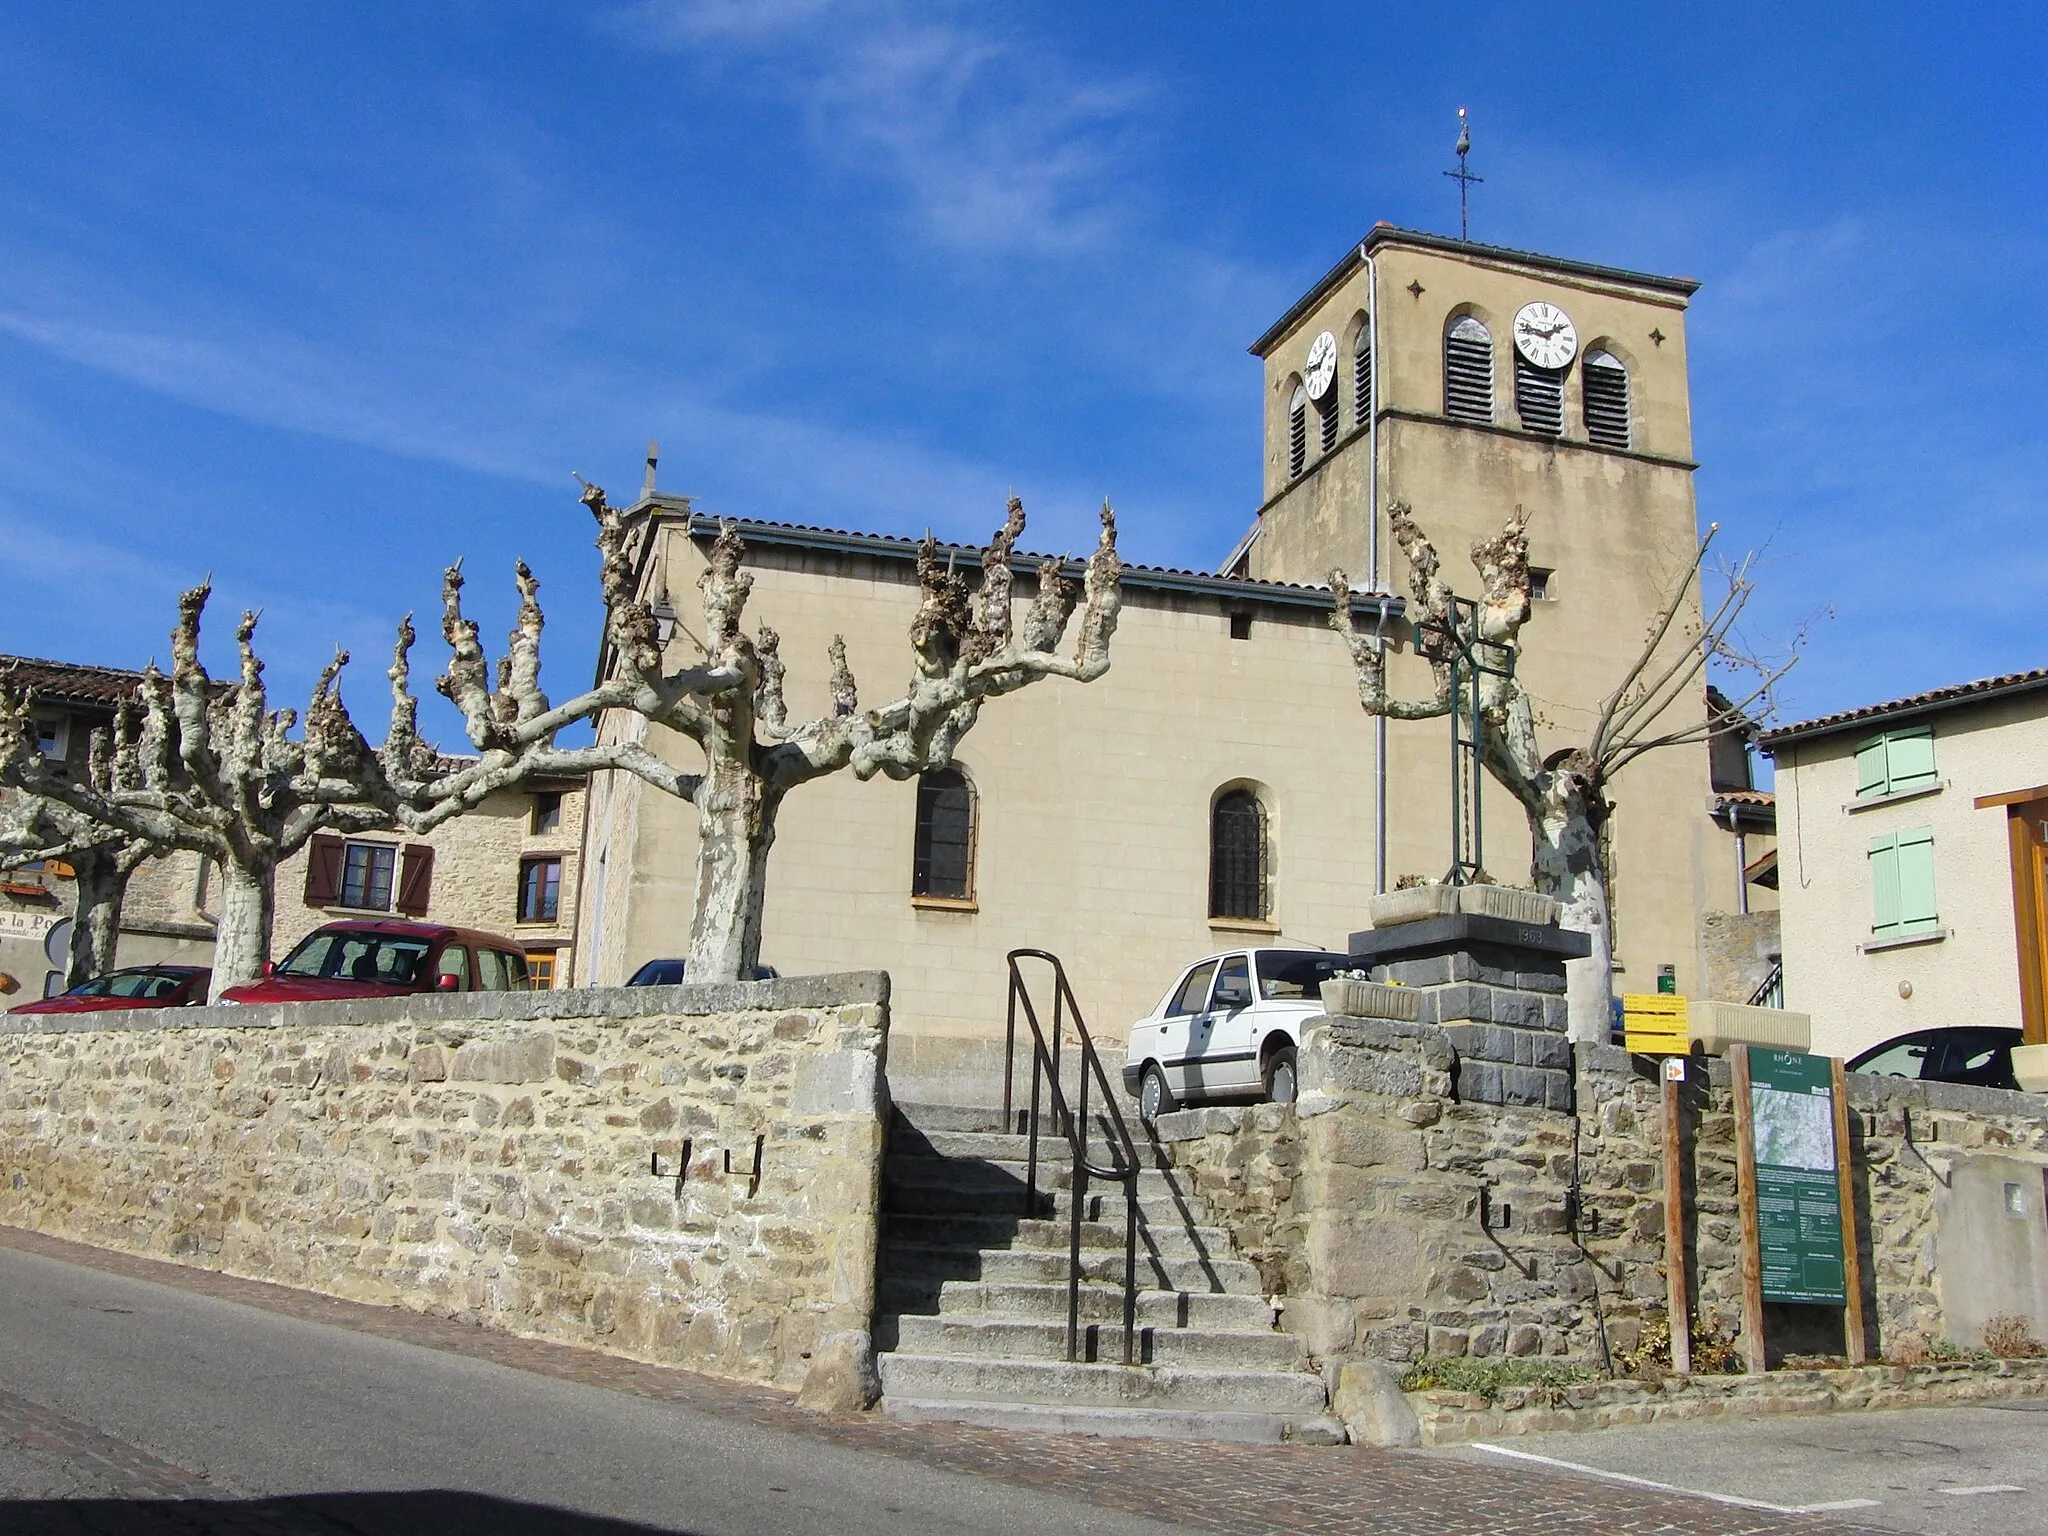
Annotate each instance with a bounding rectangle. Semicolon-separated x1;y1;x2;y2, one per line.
877;1354;1328;1414
885;1155;1188;1199
881;1398;1345;1445
891;1103;1127;1141
880;1278;1275;1331
889;1316;1304;1371
881;1213;1240;1262
893;1128;1173;1169
883;1178;1209;1226
880;1241;1263;1296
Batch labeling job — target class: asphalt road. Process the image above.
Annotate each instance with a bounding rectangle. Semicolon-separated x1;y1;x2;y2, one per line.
0;1244;1202;1536
1447;1401;2048;1536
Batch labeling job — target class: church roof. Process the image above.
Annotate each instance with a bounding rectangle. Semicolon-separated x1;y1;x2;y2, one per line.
1759;667;2048;749
1249;224;1702;358
657;504;1405;620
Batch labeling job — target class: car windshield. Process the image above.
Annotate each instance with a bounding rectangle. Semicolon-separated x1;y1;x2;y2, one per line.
278;932;433;986
71;970;184;1000
629;960;687;986
1256;950;1347;1001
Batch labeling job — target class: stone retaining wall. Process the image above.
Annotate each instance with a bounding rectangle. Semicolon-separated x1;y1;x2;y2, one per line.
1158;1012;2048;1374
0;974;891;1398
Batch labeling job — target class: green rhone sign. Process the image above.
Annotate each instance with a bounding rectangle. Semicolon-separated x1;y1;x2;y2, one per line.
1746;1049;1847;1305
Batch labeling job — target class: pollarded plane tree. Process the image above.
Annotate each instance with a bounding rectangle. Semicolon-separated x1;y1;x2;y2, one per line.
577;484;1123;982
0;768;154;989
1328;502;1792;1044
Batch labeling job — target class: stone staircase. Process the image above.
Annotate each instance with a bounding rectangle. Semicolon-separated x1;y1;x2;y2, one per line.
875;1102;1339;1443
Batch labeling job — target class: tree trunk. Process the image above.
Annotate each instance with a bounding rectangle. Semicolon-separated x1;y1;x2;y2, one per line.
66;845;127;989
209;858;276;999
685;755;782;984
1529;785;1615;1047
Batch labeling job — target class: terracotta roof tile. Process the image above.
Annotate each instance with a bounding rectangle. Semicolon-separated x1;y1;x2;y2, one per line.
0;654;145;711
1759;667;2048;748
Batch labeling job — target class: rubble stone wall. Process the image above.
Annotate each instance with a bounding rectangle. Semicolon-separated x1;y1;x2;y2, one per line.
1159;1012;2048;1373
0;974;890;1395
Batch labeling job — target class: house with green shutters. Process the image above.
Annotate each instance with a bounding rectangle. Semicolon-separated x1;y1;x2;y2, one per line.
1760;668;2048;1062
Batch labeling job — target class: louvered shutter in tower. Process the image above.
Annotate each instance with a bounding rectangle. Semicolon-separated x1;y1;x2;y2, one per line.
1351;320;1372;428
1443;317;1493;424
1287;384;1307;478
1514;354;1565;436
1583;350;1631;448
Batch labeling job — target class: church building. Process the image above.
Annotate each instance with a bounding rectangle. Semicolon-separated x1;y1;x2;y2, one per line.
575;225;1770;1102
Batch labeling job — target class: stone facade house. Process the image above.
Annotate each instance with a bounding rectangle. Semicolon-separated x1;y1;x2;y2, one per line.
1761;668;2048;1060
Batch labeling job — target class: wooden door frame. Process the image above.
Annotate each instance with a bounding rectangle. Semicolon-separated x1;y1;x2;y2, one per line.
1976;784;2048;1045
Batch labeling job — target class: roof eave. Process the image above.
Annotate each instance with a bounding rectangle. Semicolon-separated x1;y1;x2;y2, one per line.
1760;672;2048;752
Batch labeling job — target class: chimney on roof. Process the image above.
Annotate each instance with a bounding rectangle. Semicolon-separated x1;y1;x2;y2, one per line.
643;440;659;500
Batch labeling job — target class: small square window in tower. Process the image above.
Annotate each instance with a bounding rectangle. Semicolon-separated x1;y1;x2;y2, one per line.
1514;354;1565;436
1443;317;1494;424
1583;349;1631;448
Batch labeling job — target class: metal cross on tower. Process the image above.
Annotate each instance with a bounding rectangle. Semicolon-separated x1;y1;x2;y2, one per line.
1443;107;1481;241
1416;593;1516;886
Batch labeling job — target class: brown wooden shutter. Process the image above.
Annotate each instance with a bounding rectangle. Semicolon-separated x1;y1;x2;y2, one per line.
396;844;434;916
304;834;344;906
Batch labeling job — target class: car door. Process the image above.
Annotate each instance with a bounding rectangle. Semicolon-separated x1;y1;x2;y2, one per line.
1200;954;1260;1091
1157;960;1217;1100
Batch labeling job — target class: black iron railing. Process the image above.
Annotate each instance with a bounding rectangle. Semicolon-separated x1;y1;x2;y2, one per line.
1748;958;1784;1009
1003;949;1142;1366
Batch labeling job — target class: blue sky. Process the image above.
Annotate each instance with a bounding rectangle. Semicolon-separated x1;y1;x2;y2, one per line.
0;2;2038;743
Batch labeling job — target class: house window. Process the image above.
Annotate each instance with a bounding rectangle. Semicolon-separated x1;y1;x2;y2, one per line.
1528;567;1554;602
1514;354;1565;436
1287;382;1308;479
526;950;557;990
1443;316;1494;424
1210;788;1267;921
1855;727;1938;800
32;717;67;760
1868;827;1939;938
1229;611;1253;641
531;791;564;835
1583;349;1631;448
339;842;397;911
913;768;976;900
1351;317;1372;429
518;855;563;923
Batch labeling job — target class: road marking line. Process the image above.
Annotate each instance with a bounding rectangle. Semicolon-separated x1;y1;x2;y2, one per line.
1939;1485;2025;1496
1467;1442;1883;1516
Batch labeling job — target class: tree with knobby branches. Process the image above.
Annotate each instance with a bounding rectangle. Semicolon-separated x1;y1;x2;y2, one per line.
579;484;1123;982
0;781;154;989
1329;501;1793;1043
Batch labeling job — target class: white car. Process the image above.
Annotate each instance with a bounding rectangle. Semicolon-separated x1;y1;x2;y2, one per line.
1120;947;1351;1121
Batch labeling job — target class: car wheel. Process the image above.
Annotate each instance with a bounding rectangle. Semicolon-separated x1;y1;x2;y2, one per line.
1138;1063;1176;1122
1263;1044;1299;1105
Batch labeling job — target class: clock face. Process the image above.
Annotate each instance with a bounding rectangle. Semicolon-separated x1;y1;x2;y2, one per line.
1304;330;1338;400
1513;302;1578;369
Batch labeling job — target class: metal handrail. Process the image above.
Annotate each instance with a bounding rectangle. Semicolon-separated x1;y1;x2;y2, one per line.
1748;959;1784;1009
1002;948;1142;1366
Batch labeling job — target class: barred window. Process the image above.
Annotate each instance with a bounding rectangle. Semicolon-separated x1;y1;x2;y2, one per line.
1287;383;1308;479
913;767;976;900
1209;788;1268;921
1514;353;1565;436
1583;349;1631;448
1443;316;1493;424
1351;318;1373;429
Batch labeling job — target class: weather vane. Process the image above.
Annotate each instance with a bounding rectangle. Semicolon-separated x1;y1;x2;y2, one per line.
1443;107;1481;241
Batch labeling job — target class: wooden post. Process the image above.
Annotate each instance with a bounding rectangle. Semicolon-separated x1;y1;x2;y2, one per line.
1731;1043;1768;1374
1831;1057;1868;1365
1662;1067;1692;1375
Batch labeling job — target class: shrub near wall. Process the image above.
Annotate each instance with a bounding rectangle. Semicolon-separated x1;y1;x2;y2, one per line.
0;975;890;1397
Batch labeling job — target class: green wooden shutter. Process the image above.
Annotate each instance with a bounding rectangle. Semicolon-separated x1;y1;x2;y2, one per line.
1868;831;1901;934
1855;737;1889;796
1885;727;1937;791
1895;826;1938;930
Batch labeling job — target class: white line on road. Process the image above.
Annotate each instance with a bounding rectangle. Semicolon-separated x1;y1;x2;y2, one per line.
1467;1442;1884;1516
1939;1485;2026;1496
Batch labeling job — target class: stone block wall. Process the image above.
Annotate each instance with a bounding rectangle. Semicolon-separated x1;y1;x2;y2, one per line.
1365;943;1572;1111
0;973;890;1395
1158;1010;2048;1376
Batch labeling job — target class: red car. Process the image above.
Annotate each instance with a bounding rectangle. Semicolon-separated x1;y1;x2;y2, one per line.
10;964;212;1014
217;919;532;1004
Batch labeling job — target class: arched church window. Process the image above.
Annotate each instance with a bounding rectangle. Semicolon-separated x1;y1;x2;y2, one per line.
1287;383;1308;479
1583;349;1631;449
1209;788;1268;921
1443;316;1494;425
1351;317;1373;430
913;767;975;900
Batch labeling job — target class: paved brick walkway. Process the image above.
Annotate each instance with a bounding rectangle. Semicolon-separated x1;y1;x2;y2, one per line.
0;1224;1886;1536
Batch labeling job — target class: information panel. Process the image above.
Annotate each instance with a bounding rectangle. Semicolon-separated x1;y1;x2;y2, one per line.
1746;1049;1847;1304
